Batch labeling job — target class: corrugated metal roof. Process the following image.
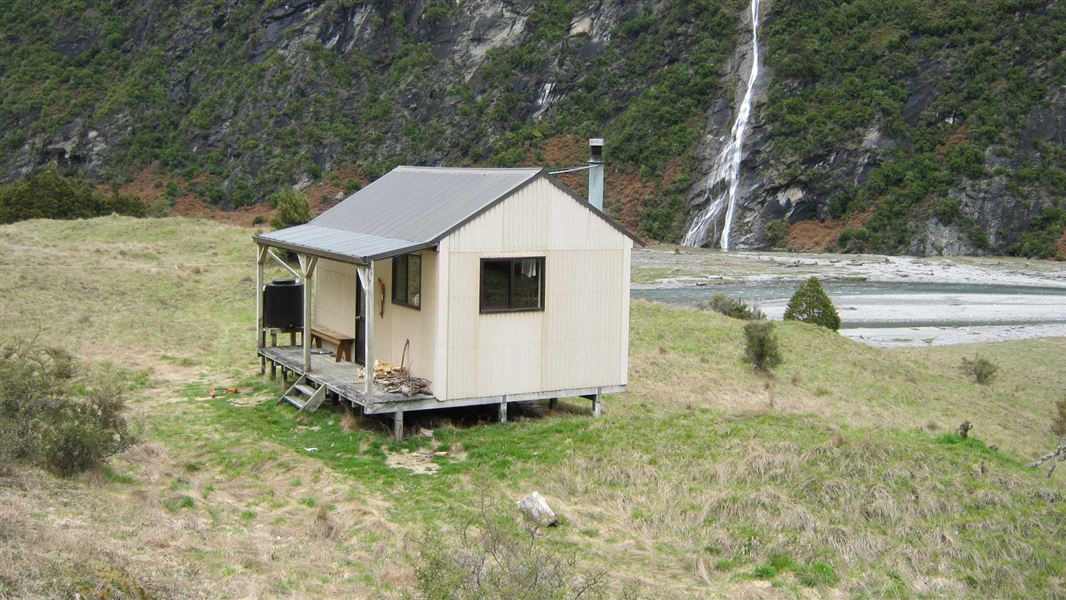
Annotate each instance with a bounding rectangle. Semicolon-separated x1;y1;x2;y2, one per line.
254;165;641;263
313;166;542;242
255;224;417;263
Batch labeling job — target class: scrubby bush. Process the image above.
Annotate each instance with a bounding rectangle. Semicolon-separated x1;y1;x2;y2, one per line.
765;219;790;248
269;188;311;230
698;294;766;320
960;356;998;385
0;167;144;224
743;321;782;372
1052;400;1066;438
784;278;841;331
0;339;135;477
411;508;615;600
1009;207;1066;260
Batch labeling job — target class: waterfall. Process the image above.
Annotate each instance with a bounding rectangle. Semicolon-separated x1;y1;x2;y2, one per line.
682;0;762;250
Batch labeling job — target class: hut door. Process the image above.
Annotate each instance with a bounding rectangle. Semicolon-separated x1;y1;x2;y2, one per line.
354;276;366;364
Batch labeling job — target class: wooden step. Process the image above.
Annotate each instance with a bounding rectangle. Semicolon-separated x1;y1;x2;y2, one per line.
282;395;306;410
294;384;316;397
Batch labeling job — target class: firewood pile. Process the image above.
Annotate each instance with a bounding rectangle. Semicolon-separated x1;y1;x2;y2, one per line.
372;360;432;397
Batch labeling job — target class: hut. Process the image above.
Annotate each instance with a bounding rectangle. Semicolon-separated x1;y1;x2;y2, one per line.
253;140;641;438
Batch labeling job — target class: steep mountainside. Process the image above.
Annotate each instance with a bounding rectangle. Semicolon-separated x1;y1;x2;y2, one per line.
708;0;1066;256
2;0;1065;255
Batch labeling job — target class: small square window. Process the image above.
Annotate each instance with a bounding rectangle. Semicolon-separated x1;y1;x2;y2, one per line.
480;257;544;313
391;254;421;309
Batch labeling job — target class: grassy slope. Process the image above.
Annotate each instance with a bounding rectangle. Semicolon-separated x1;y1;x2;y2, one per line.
1;217;1064;598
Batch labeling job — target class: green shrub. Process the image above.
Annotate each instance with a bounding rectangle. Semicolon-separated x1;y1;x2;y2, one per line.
268;189;311;230
743;321;783;372
960;356;998;385
1009;207;1066;259
0;168;144;224
765;219;790;248
698;294;766;320
0;339;135;477
784;278;841;331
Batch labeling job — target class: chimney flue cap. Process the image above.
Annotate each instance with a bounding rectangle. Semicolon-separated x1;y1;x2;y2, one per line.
588;138;604;163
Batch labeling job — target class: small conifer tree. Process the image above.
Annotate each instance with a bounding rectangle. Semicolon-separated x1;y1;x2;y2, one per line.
743;321;782;372
784;278;841;331
269;189;311;230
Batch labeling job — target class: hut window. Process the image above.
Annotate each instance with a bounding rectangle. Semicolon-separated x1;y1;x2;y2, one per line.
391;254;421;309
480;257;545;313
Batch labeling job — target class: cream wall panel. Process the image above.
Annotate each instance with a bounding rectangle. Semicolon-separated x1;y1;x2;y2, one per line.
371;251;438;384
448;177;627;253
313;259;356;340
443;177;632;400
433;239;451;399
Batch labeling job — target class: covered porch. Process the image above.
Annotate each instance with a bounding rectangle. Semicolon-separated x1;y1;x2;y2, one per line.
253;241;435;428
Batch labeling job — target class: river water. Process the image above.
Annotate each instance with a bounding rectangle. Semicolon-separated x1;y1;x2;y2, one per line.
633;281;1066;347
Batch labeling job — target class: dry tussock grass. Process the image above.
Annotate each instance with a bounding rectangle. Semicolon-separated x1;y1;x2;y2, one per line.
0;421;408;598
541;423;1066;597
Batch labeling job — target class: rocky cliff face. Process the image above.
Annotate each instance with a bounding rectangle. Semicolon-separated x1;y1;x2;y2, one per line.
2;0;1064;255
3;0;731;227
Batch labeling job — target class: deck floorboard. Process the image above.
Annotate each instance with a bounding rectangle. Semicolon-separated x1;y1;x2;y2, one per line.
259;346;434;410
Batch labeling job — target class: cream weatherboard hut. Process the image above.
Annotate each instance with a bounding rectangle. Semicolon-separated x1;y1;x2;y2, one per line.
253;160;641;439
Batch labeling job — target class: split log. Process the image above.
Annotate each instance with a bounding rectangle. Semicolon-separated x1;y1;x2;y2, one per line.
371;360;432;396
517;491;558;527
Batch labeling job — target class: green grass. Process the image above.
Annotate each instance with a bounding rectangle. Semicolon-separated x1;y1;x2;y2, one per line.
2;217;1064;598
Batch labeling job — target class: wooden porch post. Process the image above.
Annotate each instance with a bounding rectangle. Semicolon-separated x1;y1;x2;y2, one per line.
256;245;267;349
299;254;318;372
364;261;375;405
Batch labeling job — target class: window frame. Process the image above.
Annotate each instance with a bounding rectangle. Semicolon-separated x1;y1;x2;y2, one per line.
479;256;546;314
391;253;421;310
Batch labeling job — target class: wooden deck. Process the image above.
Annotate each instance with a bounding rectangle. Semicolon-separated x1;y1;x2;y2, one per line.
258;345;624;421
258;345;435;413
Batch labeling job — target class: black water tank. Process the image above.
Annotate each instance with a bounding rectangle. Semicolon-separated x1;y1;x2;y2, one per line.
263;280;303;330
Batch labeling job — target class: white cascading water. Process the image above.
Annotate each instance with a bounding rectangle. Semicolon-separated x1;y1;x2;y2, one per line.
682;0;761;250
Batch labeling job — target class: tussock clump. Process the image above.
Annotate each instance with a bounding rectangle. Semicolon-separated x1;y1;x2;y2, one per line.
698;294;766;320
1051;399;1066;437
341;407;359;433
726;442;803;484
312;506;339;540
960;355;998;385
861;485;902;525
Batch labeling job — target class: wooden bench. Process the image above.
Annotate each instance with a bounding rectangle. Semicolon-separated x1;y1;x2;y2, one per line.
310;325;355;362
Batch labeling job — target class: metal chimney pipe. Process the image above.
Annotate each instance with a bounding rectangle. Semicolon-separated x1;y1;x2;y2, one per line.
588;137;604;211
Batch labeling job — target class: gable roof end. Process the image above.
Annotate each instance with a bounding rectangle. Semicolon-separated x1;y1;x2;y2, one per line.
253;166;642;263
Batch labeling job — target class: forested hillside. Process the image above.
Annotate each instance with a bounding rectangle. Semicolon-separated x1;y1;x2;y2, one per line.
1;0;1064;256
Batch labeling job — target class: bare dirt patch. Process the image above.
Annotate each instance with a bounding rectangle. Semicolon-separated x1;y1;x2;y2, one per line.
787;209;873;252
385;447;446;475
384;435;467;475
